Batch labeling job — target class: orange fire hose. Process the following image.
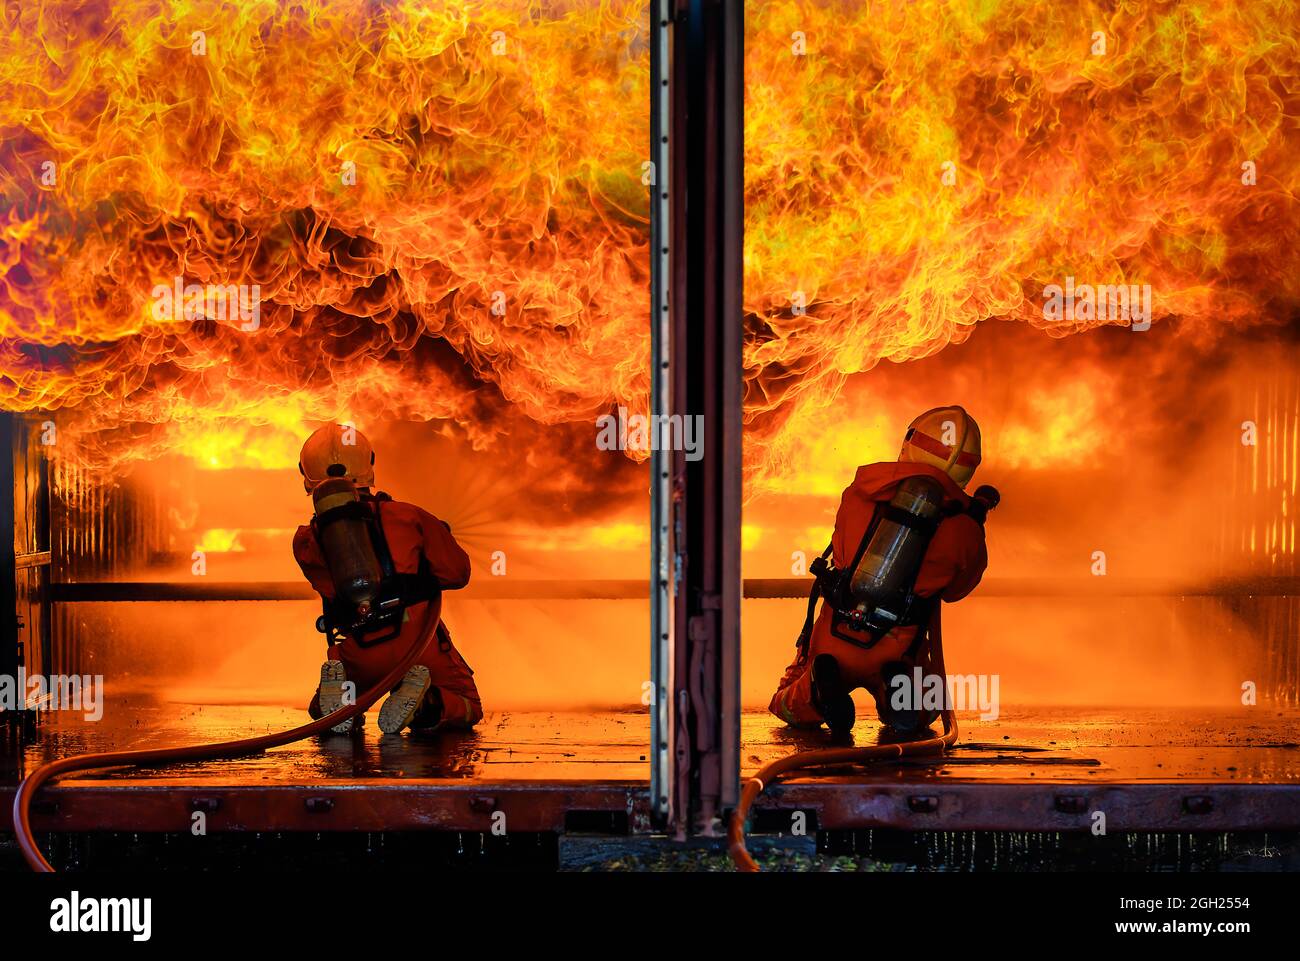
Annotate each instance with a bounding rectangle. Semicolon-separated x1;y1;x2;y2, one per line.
11;603;442;873
728;628;958;872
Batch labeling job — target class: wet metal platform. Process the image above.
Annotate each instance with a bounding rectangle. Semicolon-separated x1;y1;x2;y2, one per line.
3;700;1298;835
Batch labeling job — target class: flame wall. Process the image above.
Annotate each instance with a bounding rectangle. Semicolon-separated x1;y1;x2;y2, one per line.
737;0;1300;708
4;1;1299;482
742;0;1300;487
1;0;651;473
4;1;1300;709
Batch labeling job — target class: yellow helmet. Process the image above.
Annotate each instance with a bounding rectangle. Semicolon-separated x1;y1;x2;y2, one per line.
898;406;982;488
299;424;375;494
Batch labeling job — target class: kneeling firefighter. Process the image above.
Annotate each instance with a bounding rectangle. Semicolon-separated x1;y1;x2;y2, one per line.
769;405;998;737
294;425;482;735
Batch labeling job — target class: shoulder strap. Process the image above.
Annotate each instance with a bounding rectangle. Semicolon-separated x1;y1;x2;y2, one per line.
367;498;397;581
796;541;834;656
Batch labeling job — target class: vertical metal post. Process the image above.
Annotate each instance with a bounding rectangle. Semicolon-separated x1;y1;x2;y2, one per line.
0;414;16;693
649;0;674;823
2;413;52;730
662;0;743;836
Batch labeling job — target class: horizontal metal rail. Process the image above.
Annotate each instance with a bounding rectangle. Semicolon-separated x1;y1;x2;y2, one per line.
51;580;646;602
49;576;1300;602
3;780;1296;833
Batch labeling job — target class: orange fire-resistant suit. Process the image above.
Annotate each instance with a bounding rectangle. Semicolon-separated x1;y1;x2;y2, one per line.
769;462;988;729
293;494;483;729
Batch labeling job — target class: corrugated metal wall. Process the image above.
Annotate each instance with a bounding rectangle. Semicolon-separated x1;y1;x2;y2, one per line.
48;459;169;677
1215;343;1300;704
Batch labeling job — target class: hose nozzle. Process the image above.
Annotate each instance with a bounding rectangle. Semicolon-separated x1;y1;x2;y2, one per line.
967;485;1001;524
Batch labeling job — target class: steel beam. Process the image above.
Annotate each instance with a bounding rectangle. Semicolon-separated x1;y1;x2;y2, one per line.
3;780;1295;834
0;781;652;835
762;781;1300;833
49;575;1300;603
649;0;673;826
665;0;743;837
0;414;15;690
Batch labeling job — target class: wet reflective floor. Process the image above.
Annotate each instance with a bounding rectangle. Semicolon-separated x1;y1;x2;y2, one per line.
749;707;1300;784
4;694;1297;785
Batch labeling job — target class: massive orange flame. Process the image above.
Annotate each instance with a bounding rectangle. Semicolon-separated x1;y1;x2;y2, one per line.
1;0;1297;493
742;0;1300;491
1;0;650;470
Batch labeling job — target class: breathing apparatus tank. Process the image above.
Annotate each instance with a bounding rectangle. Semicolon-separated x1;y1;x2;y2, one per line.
806;479;1000;648
822;475;947;643
309;479;443;648
842;475;946;638
311;477;384;620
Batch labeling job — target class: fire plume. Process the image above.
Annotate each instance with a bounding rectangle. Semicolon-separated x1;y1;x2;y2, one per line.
742;0;1300;488
1;0;650;470
0;0;1297;495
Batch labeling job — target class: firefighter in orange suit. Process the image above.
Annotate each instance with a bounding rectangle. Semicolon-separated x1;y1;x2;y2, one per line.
294;425;482;735
769;406;991;737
